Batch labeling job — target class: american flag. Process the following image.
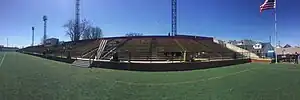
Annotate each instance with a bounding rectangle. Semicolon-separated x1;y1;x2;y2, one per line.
260;0;276;12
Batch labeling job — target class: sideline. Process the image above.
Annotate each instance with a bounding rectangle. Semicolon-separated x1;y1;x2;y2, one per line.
115;67;258;86
0;52;7;68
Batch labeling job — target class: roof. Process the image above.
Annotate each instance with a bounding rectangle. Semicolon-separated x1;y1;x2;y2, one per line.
47;38;59;40
276;48;300;55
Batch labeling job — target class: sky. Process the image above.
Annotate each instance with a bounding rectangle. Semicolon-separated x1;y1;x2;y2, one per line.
0;0;299;47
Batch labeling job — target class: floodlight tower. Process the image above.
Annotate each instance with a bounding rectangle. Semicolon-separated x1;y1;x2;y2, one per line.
171;0;177;36
43;15;47;44
74;0;80;41
32;27;35;46
6;38;8;47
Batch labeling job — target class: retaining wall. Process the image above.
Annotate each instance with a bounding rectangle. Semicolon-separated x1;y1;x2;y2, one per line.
22;52;75;63
92;59;251;71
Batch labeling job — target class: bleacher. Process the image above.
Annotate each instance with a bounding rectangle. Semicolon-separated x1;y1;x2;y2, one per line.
175;38;206;52
69;39;100;57
21;45;46;54
20;35;243;61
193;39;236;59
118;38;152;60
152;38;184;60
94;38;129;59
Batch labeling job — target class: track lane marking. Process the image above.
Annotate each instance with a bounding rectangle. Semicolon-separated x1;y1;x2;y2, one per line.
0;52;7;68
115;67;259;86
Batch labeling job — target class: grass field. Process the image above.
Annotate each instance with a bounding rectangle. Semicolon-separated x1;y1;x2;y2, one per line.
1;52;300;100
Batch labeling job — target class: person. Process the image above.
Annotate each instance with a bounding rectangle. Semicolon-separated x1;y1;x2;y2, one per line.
111;51;119;62
67;51;71;59
189;54;194;62
233;52;237;60
295;52;299;64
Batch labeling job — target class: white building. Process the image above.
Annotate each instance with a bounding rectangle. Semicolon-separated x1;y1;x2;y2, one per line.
45;38;59;46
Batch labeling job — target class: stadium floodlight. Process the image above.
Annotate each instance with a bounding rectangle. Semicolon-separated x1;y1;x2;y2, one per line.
32;27;35;46
43;15;47;44
171;0;177;36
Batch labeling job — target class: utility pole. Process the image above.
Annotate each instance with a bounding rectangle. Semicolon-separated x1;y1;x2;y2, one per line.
43;15;47;44
32;27;35;46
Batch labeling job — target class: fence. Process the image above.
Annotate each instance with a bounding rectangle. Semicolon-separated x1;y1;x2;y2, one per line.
277;54;299;63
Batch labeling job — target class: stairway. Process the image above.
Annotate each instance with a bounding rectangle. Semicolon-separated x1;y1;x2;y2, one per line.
100;38;131;60
72;59;91;68
95;40;108;59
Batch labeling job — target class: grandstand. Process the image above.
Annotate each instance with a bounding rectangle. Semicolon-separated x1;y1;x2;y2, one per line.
19;35;251;71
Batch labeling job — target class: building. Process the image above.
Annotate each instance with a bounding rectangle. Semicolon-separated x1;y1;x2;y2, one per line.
228;40;274;58
275;47;300;62
45;38;59;46
276;47;300;55
260;43;275;58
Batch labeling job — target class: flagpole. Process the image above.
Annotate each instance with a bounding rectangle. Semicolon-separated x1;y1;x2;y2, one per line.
274;0;278;63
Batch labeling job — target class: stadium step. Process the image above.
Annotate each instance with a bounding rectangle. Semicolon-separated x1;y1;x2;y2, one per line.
72;60;91;68
95;40;108;59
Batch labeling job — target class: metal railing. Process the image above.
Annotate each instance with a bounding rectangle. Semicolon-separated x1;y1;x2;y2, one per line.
20;50;253;63
92;51;251;62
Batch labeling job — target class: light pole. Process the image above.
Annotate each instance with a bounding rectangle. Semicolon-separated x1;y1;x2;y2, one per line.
43;15;47;44
6;38;8;47
32;27;35;46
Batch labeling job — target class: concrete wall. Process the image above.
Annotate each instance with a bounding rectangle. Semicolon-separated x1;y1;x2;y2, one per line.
20;51;250;72
22;52;75;63
92;59;250;71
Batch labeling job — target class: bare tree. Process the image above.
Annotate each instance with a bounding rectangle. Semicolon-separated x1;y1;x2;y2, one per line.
63;20;75;41
63;19;90;41
82;26;103;40
91;26;103;39
81;25;92;40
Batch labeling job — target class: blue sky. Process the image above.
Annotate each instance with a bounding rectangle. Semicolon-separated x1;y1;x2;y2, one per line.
0;0;299;47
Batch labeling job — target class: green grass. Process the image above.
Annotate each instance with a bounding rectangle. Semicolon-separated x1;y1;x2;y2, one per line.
1;52;300;100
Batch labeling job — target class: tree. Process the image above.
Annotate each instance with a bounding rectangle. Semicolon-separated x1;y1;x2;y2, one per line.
125;33;143;37
81;26;103;40
91;26;103;39
81;26;92;40
63;19;90;41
